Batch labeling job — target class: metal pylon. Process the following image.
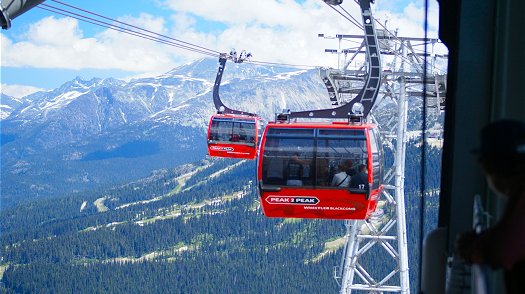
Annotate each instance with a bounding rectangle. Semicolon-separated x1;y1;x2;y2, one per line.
330;36;447;293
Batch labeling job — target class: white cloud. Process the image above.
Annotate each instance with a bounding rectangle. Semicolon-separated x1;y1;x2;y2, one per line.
1;84;46;98
162;0;445;68
164;0;314;27
171;12;197;32
375;0;441;37
1;0;446;77
1;15;183;73
161;0;370;68
25;15;82;46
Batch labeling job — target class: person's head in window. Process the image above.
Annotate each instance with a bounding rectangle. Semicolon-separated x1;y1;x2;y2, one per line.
472;119;525;198
345;159;355;176
357;164;367;174
457;119;525;293
286;152;304;186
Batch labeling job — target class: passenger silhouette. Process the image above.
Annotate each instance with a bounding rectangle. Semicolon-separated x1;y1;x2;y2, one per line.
349;164;369;190
285;153;305;186
332;161;351;187
456;119;525;293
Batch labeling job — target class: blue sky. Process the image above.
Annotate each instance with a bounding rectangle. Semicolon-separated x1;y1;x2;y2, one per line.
1;0;444;98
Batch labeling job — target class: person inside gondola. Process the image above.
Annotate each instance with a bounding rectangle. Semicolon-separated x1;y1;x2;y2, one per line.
332;162;351;187
210;131;219;141
349;164;369;190
345;159;357;177
285;153;305;186
237;124;247;142
456;119;525;293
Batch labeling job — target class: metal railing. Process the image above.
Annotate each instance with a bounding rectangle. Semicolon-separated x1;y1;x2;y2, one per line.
446;195;491;293
470;195;491;293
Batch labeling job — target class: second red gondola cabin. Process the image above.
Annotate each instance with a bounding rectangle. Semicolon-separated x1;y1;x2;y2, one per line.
207;114;261;160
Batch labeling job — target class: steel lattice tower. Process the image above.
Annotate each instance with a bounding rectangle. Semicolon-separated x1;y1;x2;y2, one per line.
321;33;447;293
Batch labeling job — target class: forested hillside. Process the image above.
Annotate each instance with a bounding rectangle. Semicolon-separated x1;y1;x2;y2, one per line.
1;159;341;293
0;138;442;293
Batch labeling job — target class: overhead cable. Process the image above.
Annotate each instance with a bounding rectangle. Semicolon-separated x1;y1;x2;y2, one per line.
339;6;364;30
325;0;445;74
39;1;434;72
38;2;328;69
373;19;427;68
48;0;220;56
350;0;444;73
38;4;218;57
323;1;364;31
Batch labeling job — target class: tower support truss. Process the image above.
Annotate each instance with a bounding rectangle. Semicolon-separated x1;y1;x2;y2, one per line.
329;35;447;293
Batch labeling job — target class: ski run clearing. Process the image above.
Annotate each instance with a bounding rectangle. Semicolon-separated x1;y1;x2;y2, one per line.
94;197;109;212
309;237;346;264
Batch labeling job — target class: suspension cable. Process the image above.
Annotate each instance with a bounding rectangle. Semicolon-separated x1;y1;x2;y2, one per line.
353;0;444;73
39;1;444;75
38;2;330;69
324;0;445;74
339;6;364;30
49;0;220;56
323;1;364;31
38;4;218;57
39;4;325;69
373;17;427;68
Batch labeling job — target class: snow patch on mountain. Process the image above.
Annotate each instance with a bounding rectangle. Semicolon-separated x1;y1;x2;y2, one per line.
273;70;309;80
41;91;86;112
0;93;23;119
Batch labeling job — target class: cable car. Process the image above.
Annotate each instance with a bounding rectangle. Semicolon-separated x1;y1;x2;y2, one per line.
207;114;261;160
257;121;383;220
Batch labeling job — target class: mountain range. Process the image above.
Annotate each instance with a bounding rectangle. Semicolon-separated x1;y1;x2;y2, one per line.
1;58;333;207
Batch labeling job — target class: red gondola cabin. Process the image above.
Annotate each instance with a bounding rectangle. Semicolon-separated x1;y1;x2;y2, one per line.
207;114;261;160
257;122;383;220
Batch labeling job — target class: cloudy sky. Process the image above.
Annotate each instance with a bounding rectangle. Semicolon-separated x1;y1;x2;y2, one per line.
1;0;445;98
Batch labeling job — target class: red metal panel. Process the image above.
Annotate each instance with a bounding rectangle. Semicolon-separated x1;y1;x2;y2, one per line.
259;187;381;220
208;142;257;160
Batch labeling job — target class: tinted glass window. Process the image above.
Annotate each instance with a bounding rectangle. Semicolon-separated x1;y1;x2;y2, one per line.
262;136;315;186
317;138;367;187
369;127;383;189
211;117;257;144
233;121;256;143
267;128;315;137
318;129;366;138
210;118;234;142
